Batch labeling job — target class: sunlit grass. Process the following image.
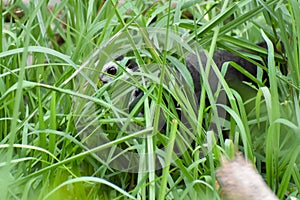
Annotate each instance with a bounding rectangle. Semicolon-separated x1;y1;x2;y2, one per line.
1;0;300;199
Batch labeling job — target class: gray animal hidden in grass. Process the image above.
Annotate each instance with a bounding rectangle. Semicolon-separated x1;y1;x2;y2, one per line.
99;41;286;119
90;41;286;172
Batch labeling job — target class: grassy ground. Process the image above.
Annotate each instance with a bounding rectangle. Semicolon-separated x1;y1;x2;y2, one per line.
1;0;300;199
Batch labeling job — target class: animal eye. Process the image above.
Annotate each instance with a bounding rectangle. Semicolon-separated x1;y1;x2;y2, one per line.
126;60;138;70
107;67;117;75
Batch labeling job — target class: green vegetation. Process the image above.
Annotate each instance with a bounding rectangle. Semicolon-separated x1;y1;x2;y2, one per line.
1;0;300;199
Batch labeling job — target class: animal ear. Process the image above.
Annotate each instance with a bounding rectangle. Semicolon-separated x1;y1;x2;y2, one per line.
115;55;124;61
126;59;138;71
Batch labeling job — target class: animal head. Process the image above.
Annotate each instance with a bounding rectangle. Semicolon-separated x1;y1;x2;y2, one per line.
99;55;144;116
99;55;138;85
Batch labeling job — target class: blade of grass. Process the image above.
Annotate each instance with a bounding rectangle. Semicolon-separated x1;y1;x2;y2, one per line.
43;176;136;200
158;119;178;200
0;0;2;53
279;0;300;86
49;91;57;154
262;30;280;191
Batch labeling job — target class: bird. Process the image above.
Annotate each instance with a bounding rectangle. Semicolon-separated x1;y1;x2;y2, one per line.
92;42;286;171
98;41;286;137
99;41;285;106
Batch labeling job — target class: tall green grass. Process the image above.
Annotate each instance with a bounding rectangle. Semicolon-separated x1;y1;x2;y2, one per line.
0;0;299;199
